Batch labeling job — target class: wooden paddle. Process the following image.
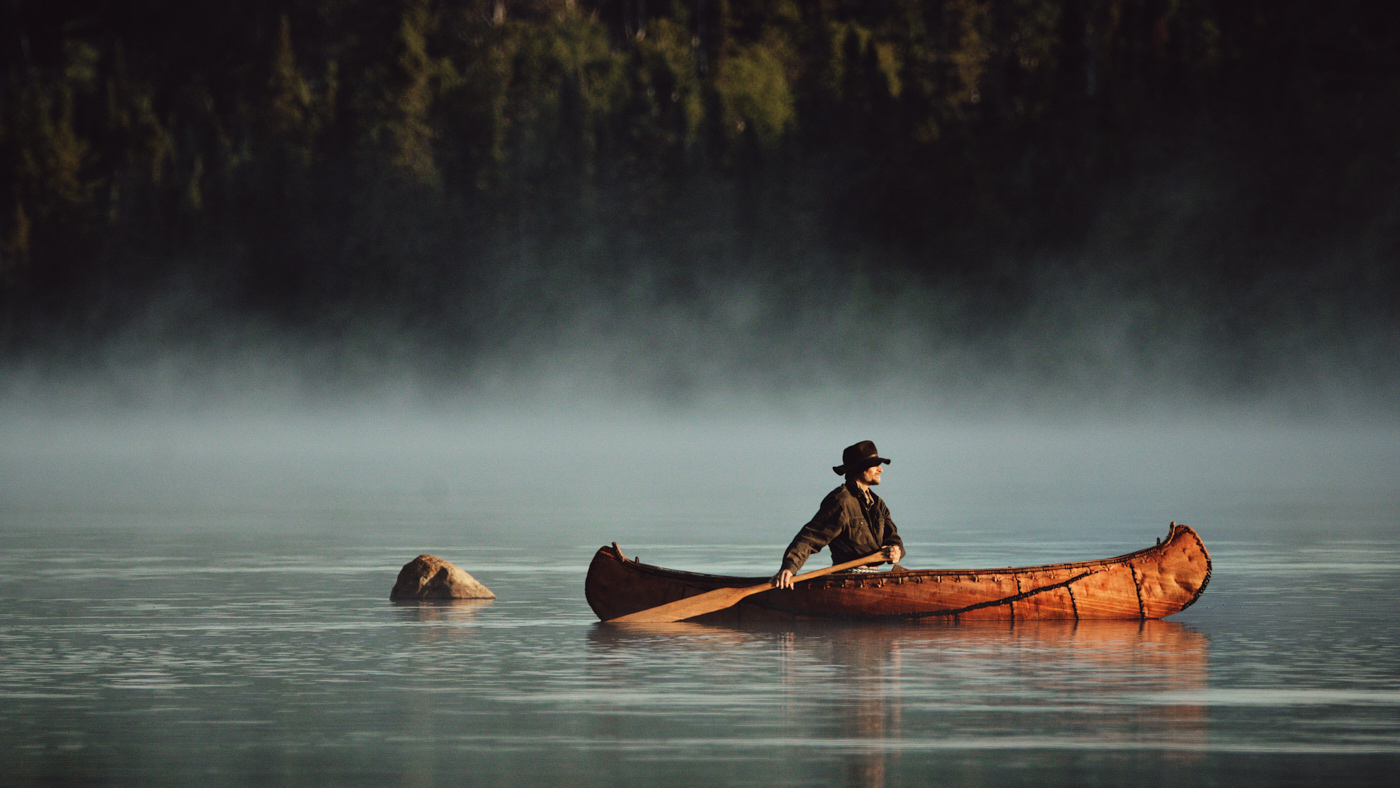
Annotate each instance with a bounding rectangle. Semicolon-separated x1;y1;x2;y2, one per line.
604;550;891;623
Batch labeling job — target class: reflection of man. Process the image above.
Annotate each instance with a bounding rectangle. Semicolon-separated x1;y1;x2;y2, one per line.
772;440;905;589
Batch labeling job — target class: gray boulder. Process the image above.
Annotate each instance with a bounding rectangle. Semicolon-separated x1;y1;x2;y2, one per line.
390;554;496;600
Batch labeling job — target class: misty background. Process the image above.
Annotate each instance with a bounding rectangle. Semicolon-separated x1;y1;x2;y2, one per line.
0;0;1395;418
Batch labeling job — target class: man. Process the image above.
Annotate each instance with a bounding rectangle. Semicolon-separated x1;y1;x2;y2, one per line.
772;440;905;589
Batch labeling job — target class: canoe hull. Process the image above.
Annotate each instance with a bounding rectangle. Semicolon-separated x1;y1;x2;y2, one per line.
585;523;1211;623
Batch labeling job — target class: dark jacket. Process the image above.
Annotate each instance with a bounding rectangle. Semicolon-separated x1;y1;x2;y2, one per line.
780;481;904;573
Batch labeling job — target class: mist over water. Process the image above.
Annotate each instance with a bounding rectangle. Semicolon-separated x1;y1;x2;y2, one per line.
7;247;1397;421
5;393;1398;550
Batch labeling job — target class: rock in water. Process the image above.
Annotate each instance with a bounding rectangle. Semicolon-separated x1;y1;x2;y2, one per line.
390;555;496;600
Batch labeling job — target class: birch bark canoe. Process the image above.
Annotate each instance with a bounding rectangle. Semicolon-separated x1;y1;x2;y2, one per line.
585;522;1211;623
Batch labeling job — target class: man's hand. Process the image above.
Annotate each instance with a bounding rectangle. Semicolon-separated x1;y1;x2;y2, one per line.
771;569;795;589
884;545;904;564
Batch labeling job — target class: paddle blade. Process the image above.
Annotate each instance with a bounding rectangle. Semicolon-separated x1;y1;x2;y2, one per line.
605;583;766;624
602;551;889;624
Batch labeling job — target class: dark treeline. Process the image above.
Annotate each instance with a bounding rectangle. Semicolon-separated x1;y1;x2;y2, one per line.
2;0;1398;389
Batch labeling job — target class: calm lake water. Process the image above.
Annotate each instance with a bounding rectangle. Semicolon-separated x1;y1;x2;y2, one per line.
3;412;1398;786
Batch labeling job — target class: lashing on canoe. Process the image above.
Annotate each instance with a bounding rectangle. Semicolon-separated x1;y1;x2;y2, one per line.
586;522;1211;623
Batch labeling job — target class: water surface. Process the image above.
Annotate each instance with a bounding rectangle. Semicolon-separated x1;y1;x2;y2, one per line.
2;414;1397;785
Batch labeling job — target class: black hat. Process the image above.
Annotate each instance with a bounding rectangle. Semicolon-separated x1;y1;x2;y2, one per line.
833;440;891;475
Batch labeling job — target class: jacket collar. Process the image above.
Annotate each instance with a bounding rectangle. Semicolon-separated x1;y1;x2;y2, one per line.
845;479;875;506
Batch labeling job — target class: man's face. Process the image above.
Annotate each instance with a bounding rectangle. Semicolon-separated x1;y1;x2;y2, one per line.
859;464;883;486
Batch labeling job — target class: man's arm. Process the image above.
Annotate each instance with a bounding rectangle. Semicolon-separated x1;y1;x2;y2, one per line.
880;500;904;564
772;499;845;588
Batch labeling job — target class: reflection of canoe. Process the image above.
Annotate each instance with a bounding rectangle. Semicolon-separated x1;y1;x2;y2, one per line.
585;522;1211;623
582;619;1211;773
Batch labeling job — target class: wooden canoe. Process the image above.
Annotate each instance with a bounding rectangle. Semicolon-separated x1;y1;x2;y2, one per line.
585;522;1211;623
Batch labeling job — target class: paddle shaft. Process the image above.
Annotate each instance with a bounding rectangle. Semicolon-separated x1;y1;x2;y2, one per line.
605;551;890;623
